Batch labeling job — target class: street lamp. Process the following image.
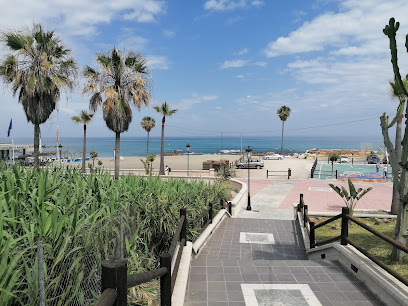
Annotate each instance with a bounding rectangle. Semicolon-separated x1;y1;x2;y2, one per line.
186;144;190;177
246;146;252;210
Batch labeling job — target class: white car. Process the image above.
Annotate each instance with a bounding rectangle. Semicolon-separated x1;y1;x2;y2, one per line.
264;154;284;160
340;155;349;163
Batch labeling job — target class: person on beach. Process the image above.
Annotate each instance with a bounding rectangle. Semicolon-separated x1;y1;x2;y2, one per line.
376;162;380;173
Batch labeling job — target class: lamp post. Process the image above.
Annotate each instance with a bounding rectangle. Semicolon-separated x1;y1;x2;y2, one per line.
246;146;252;210
186;144;190;177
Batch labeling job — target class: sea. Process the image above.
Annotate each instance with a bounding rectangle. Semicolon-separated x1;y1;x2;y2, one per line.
1;135;385;158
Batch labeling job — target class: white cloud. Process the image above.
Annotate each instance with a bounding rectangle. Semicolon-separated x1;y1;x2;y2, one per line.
236;74;245;79
0;0;166;37
235;48;249;56
220;59;248;69
146;55;171;70
204;0;263;12
163;29;175;38
174;94;218;111
264;0;408;58
254;61;267;67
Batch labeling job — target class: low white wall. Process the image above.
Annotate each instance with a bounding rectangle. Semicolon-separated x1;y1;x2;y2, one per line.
229;179;247;217
296;211;408;305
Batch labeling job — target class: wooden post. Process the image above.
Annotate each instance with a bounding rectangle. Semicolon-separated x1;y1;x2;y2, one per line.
228;201;232;215
101;258;127;306
160;253;172;306
303;205;308;227
180;208;187;246
309;222;315;248
335;170;338;179
266;170;268;178
209;202;213;224
298;194;303;213
341;207;349;245
288;168;291;179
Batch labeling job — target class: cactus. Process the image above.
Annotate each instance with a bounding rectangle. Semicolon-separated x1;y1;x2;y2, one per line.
383;17;408;261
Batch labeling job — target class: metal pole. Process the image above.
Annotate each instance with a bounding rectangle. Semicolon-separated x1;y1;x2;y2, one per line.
187;151;190;177
246;146;252;211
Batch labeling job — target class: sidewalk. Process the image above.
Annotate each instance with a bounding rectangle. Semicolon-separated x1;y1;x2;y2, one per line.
184;218;383;305
184;178;388;305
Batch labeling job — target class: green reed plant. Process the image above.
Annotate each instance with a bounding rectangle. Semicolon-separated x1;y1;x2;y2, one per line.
0;166;227;305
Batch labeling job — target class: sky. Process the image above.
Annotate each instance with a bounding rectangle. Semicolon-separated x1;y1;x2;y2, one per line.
0;0;408;140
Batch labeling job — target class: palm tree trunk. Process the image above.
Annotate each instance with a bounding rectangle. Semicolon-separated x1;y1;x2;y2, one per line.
280;121;285;154
115;132;120;179
159;118;165;175
82;124;86;173
146;131;150;157
33;123;40;169
391;115;403;214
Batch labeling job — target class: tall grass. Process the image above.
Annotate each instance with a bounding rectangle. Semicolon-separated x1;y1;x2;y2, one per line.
0;166;227;305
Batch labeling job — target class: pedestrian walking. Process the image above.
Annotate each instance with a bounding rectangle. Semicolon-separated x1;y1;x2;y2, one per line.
383;165;387;179
376;162;380;173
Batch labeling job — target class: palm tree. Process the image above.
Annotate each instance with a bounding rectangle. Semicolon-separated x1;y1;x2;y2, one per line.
388;79;408;215
83;47;150;179
277;106;291;154
0;24;77;168
71;111;94;173
154;102;177;175
140;116;156;156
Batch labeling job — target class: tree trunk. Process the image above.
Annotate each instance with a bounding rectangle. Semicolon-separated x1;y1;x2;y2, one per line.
33;123;40;169
280;121;284;154
115;132;120;179
82;124;86;173
391;115;403;214
146;131;150;157
159;118;165;175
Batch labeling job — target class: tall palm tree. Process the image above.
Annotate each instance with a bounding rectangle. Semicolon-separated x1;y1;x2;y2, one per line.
277;105;291;154
83;47;150;179
140;116;156;156
71;111;94;173
0;24;77;168
388;79;408;215
154;102;177;175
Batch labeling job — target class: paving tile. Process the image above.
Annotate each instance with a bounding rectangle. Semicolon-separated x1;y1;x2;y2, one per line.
208;290;228;302
185;218;384;306
208;281;226;290
226;290;244;302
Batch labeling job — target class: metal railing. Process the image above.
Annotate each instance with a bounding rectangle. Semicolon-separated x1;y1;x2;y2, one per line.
310;158;318;178
296;194;408;286
266;168;291;179
311;169;338;179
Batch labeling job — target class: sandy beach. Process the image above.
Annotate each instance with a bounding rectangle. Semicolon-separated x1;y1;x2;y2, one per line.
93;154;315;179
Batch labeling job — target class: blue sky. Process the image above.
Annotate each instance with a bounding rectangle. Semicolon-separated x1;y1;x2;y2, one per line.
1;0;408;140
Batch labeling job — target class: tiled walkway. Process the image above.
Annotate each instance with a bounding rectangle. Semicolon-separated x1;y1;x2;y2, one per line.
184;218;384;305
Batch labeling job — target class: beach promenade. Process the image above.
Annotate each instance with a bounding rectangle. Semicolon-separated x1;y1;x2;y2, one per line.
184;159;392;305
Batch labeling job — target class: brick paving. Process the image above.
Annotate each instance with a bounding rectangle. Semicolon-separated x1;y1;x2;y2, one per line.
185;218;384;306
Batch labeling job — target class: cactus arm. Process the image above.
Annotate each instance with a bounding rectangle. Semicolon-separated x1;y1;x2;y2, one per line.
384;18;408;98
388;100;405;128
381;114;399;173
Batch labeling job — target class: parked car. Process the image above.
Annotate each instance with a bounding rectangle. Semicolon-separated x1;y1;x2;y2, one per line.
236;158;264;169
366;154;380;164
264;154;283;160
340;155;349;163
